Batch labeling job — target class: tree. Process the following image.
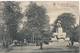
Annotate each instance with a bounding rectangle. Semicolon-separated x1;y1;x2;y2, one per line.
70;25;80;45
3;1;22;41
25;2;50;47
75;25;80;42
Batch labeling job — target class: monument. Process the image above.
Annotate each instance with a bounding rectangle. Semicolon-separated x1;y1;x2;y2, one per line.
50;20;70;47
51;20;66;41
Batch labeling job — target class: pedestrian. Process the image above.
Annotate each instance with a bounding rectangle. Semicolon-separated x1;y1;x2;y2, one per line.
40;40;43;49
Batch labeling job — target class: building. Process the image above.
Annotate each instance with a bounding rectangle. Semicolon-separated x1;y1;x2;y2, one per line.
19;1;79;31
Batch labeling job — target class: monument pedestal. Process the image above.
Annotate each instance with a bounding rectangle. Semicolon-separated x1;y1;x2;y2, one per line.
49;38;69;47
58;39;65;42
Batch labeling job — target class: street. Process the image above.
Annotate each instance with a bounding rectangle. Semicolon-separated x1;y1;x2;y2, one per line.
0;43;79;53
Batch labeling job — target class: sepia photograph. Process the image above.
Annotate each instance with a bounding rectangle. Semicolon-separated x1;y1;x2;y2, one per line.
0;1;79;53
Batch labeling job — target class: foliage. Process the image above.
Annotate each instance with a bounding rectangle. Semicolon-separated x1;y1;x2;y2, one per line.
71;25;80;42
25;2;50;43
3;1;22;40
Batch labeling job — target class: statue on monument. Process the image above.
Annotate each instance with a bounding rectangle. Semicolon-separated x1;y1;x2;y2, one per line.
53;20;66;40
57;20;61;27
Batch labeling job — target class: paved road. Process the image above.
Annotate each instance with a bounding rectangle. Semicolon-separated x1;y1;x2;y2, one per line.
0;45;79;53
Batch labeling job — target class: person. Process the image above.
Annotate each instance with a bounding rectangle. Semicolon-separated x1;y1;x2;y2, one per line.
40;40;43;49
24;39;27;45
2;41;5;48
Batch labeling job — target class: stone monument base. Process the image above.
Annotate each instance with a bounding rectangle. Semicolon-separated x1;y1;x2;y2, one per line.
49;38;70;47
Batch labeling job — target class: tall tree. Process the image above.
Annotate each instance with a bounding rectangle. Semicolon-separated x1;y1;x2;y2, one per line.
74;25;80;42
3;1;22;40
70;25;80;45
25;2;50;45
